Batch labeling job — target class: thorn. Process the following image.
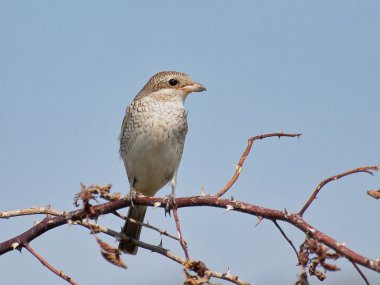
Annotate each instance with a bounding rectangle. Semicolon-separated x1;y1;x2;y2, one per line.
336;241;346;247
234;164;242;174
255;216;263;227
225;204;234;213
199;186;206;197
153;202;162;209
230;196;235;202
307;227;316;234
11;243;20;250
224;267;231;277
158;238;163;248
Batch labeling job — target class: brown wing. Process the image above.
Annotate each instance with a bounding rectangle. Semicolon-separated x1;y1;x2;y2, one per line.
119;100;150;157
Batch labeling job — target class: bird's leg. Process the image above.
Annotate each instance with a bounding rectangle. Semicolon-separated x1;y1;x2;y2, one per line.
170;172;177;198
125;178;139;207
164;173;177;215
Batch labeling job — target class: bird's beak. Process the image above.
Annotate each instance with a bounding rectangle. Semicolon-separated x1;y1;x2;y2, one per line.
181;82;206;93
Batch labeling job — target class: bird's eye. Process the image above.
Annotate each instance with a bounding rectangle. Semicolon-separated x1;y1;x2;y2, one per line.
168;79;178;86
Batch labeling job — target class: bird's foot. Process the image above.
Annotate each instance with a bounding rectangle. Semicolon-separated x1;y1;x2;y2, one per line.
125;187;140;207
163;193;176;216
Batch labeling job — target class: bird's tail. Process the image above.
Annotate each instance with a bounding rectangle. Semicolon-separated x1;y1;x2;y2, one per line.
118;205;147;255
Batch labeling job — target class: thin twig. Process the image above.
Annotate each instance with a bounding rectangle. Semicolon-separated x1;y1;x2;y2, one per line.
77;220;172;256
272;220;301;265
215;132;301;197
113;211;181;242
299;166;379;216
77;220;249;285
351;261;370;285
172;207;189;259
0;207;64;219
23;243;78;285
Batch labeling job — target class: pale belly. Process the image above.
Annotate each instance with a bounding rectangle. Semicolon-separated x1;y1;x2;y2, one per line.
124;132;183;197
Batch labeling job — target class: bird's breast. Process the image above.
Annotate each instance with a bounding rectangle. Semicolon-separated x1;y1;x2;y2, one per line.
120;100;188;196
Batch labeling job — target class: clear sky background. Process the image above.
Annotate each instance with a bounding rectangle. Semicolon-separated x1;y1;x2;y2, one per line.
1;1;379;285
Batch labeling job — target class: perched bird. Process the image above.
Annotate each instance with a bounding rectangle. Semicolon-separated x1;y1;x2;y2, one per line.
119;71;206;254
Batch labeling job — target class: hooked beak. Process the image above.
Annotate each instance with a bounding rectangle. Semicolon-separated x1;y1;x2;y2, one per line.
181;82;206;93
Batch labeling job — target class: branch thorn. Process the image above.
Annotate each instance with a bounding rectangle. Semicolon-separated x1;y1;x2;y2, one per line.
199;187;206;197
255;216;263;227
225;205;234;213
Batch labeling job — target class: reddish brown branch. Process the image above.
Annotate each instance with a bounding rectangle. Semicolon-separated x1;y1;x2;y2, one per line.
23;243;78;285
3;134;377;283
172;207;189;259
2;194;379;276
299;166;379;216
215;132;301;197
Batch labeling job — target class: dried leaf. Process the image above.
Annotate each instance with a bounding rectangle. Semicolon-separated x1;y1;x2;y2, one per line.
100;251;128;269
322;262;340;271
367;190;380;199
183;261;210;285
184;260;208;278
95;236;128;269
96;237;119;254
293;272;309;285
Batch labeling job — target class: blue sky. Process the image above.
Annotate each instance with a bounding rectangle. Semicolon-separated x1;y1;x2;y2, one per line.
0;1;379;284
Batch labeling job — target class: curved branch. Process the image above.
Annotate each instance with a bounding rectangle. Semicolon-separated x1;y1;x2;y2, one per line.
215;132;301;197
24;243;78;285
299;166;379;216
1;195;379;275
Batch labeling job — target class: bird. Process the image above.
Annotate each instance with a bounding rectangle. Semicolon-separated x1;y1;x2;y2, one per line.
119;71;206;254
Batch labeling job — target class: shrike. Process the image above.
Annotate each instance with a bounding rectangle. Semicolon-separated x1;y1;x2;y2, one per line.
119;71;206;254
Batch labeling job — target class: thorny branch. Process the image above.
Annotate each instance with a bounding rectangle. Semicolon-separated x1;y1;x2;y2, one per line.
1;132;379;285
113;211;182;242
298;166;380;216
23;243;78;285
172;207;190;260
0;206;64;218
1;192;379;282
77;220;249;285
215;132;301;197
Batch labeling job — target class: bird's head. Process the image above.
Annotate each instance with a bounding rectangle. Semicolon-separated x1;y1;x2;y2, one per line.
136;71;206;102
